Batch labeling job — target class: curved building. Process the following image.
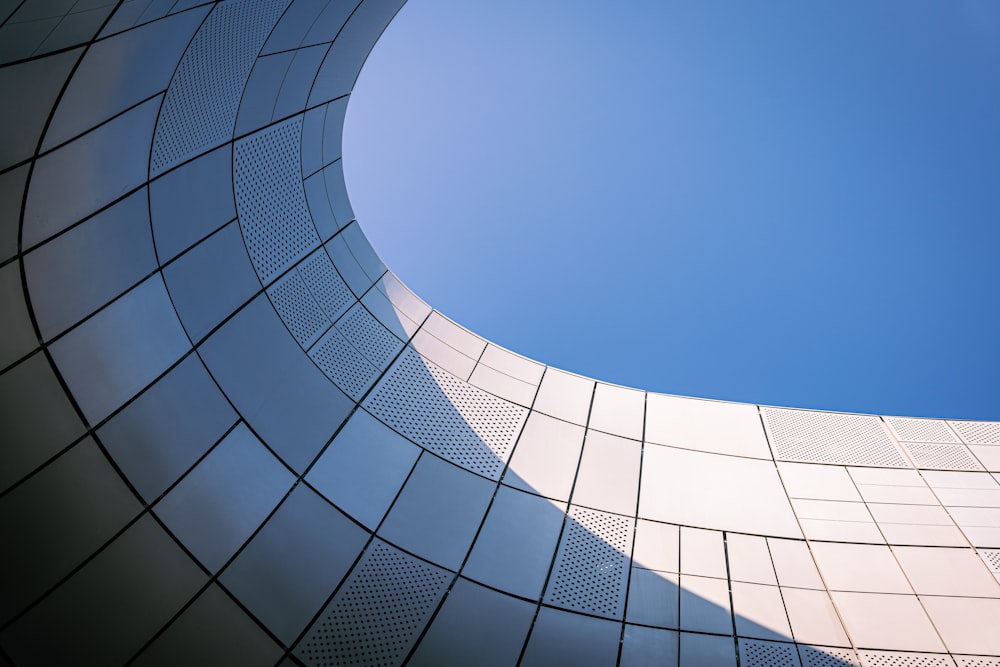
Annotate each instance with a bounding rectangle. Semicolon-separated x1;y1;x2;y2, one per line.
1;1;999;665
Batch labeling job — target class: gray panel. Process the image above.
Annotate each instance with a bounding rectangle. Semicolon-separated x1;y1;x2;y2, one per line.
679;632;738;667
0;18;61;65
48;275;191;423
304;169;341;239
0;48;80;171
234;116;320;283
234;52;293;135
337;302;402;368
301;104;327;176
296;247;354;320
43;8;206;150
306;0;404;105
0;164;29;262
22;95;161;247
0;438;141;625
154;423;294;572
0;353;85;493
463;485;565;599
198;295;353;471
520;606;621;667
379;453;494;570
260;0;326;54
408;578;535;667
150;0;290;175
626;566;680;628
0;260;37;369
740;639;802;667
32;5;114;56
131;584;283;667
220;485;368;644
25;188;155;340
98;354;237;502
296;539;450;667
365;348;528;480
267;267;331;347
301;0;358;47
323;158;355;225
0;515;206;666
798;646;861;667
307;409;420;529
325;231;373;296
149;143;236;262
99;0;176;38
163;220;261;341
544;505;633;619
621;625;679;667
309;326;379;399
274;44;327;119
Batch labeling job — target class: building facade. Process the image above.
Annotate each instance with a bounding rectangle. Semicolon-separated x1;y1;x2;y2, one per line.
1;0;999;665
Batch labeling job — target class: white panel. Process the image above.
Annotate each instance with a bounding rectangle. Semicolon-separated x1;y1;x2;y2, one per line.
831;592;945;652
763;408;908;467
885;417;960;444
809;543;911;594
588;383;644;440
778;463;861;501
949;420;1000;445
645;393;771;458
632;520;679;573
731;583;791;640
640;445;801;538
478;344;544;386
680;527;727;579
572;431;641;516
892;546;1000;597
767;539;823;589
726;534;777;585
468;363;537;408
780;587;850;647
504;412;585;502
410;330;476;380
919;596;1000;655
532;368;593;426
420;311;486;359
678;574;732;634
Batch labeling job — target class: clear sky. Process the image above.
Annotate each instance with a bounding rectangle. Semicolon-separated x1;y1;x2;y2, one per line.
343;0;1000;420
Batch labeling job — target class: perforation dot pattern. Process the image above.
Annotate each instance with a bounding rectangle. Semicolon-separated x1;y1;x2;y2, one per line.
337;305;401;369
741;639;801;667
956;657;1000;667
949;421;1000;446
267;270;330;347
296;541;450;667
764;408;909;467
235;116;319;283
309;327;378;400
902;442;983;471
151;0;288;174
364;348;527;479
980;550;1000;573
298;249;353;320
859;650;957;667
545;506;632;618
886;418;959;444
799;645;861;667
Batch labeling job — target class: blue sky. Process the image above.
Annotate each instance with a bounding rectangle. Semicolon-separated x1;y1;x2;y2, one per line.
343;1;1000;420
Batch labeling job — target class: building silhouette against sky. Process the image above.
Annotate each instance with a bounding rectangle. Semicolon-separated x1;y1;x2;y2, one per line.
1;1;999;665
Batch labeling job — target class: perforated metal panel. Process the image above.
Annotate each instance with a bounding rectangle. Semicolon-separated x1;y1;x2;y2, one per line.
799;645;861;667
151;0;289;174
235;116;319;283
949;421;1000;446
309;327;378;400
859;651;957;667
364;348;528;479
267;270;330;347
763;408;909;467
544;506;632;619
740;639;801;667
955;657;1000;667
298;249;354;320
902;442;983;471
296;540;451;667
980;549;1000;574
337;304;401;369
886;418;960;444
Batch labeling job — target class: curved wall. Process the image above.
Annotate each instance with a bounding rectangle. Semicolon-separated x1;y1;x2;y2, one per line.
1;1;1000;665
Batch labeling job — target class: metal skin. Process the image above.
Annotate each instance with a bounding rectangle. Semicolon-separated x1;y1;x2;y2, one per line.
1;1;999;665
